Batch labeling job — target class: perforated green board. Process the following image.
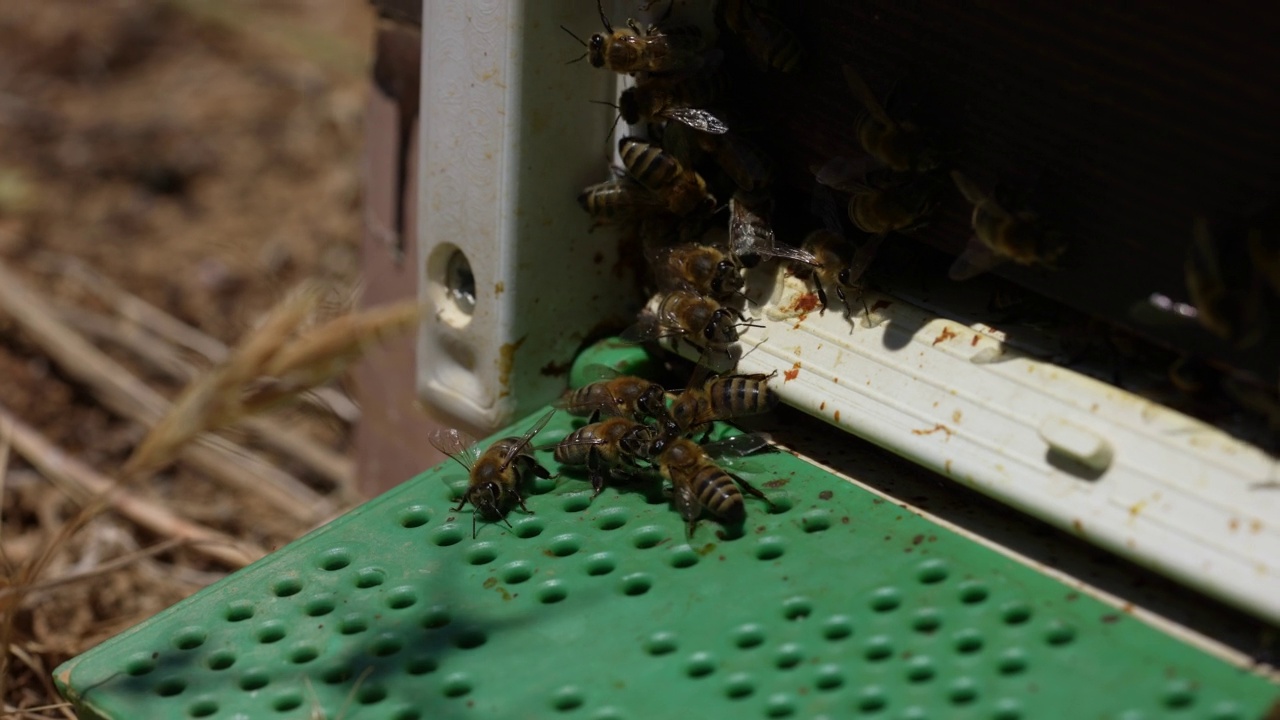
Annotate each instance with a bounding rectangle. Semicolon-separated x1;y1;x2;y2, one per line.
55;346;1279;719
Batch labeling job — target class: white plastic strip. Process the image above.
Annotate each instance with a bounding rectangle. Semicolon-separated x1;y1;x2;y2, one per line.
728;270;1280;624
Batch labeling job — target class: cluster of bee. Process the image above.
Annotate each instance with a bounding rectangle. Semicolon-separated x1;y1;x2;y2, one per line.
428;365;781;538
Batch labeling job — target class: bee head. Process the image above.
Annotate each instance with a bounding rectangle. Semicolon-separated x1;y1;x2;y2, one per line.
704;308;740;344
588;35;607;68
467;481;507;519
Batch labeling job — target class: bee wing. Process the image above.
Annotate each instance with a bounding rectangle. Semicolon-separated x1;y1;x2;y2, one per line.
663;107;729;135
703;432;773;459
427;428;482;471
620;314;669;343
644;244;699;294
729;195;773;255
502;410;557;468
947;169;993;211
758;242;821;267
844;233;886;286
672;481;702;523
948;235;1006;282
809;183;848;236
841;64;895;129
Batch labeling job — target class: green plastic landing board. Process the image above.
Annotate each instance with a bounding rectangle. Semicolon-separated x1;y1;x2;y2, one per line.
56;422;1279;716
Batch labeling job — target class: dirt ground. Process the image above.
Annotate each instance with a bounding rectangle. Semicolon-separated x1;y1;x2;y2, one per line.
0;0;376;715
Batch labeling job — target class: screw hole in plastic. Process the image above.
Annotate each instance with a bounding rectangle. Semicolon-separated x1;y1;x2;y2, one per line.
916;559;949;584
256;622;286;644
869;587;902;613
667;545;699;569
317;548;351;571
239;670;269;691
188;699;219;718
500;561;533;584
442;673;473;698
561;494;591;512
733;624;765;649
154;677;186;697
621;573;653;597
755;537;786;560
645;631;677;656
369;634;404;657
513;517;545;539
801;510;831;532
538;581;568;604
421;605;451;629
595;508;628;530
387;586;418;609
271;576;302;598
552;686;585;712
465;543;497;565
685;652;716;678
224;601;254;623
398;505;430;528
205;650;235;671
905;656;935;683
724;673;755;700
549;534;583;558
172;626;207;651
339;614;369;635
306;594;336;617
782;596;812;621
822;615;853;641
455;628;487;650
358;684;388;705
584;552;616;577
815;664;843;691
354;568;386;589
272;691;303;712
774;643;803;669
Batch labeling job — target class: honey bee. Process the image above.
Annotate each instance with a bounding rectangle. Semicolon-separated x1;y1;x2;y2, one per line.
563;0;709;75
555;367;679;434
578;178;668;226
553;417;664;497
649;242;744;300
623;289;755;358
847;173;941;236
658;435;771;537
428;410;556;537
729;191;820;268
717;0;802;73
670;370;780;440
841;64;940;174
619;136;717;217
798;229;881;319
1185;215;1268;348
949;170;1067;281
619;70;730;135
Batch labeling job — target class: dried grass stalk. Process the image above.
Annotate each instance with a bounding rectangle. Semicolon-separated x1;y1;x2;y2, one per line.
42;254;361;423
122;287;419;481
0;261;330;522
0;404;262;570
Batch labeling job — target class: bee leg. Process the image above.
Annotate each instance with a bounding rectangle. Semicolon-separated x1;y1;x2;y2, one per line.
471;513;478;539
587;447;607;498
698;425;714;444
733;474;771;504
452;497;468;512
531;462;554;480
813;277;829;315
685;518;699;539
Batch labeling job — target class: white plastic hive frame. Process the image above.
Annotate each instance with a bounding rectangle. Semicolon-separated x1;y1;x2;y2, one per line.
730;272;1280;625
416;1;629;432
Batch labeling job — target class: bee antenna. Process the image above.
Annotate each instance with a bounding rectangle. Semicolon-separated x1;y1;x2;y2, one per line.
597;0;614;33
560;24;588;47
590;99;621;110
565;52;588;65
